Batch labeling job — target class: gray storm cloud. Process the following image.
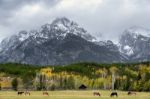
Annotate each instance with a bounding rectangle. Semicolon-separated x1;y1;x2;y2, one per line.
0;0;150;43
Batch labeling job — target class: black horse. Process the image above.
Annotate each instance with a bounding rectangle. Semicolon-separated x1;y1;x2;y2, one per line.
110;92;118;97
18;91;24;95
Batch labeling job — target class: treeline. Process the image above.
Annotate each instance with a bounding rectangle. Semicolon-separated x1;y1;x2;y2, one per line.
0;62;150;91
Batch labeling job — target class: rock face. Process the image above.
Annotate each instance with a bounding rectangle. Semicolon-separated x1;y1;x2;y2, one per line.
119;26;150;62
0;18;149;66
0;17;124;65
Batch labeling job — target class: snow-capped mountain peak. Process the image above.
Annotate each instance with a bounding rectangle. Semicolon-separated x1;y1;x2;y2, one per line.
51;17;76;27
119;26;150;61
3;17;96;44
0;17;97;51
49;17;96;41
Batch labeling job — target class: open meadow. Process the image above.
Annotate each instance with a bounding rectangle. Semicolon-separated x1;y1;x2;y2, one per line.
0;90;150;99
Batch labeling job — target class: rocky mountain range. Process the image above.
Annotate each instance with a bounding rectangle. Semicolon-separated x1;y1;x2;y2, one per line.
0;17;149;65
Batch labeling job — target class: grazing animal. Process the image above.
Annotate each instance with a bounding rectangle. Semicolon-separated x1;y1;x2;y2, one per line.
43;92;49;96
18;91;24;95
25;91;30;96
93;92;101;96
110;92;118;97
128;91;136;95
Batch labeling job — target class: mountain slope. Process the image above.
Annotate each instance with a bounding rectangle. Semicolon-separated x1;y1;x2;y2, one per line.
0;17;124;65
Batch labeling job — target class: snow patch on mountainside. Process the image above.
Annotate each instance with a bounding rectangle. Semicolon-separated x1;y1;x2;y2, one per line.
123;45;134;56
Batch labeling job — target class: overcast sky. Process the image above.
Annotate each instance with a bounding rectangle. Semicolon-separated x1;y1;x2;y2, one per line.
0;0;150;43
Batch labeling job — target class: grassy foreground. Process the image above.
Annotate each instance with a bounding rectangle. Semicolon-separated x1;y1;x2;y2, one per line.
0;90;150;99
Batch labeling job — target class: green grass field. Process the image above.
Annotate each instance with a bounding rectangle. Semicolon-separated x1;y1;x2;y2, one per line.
0;90;150;99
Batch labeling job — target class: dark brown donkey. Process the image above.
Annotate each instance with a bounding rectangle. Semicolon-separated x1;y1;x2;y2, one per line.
93;92;101;96
128;91;136;95
43;91;49;96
